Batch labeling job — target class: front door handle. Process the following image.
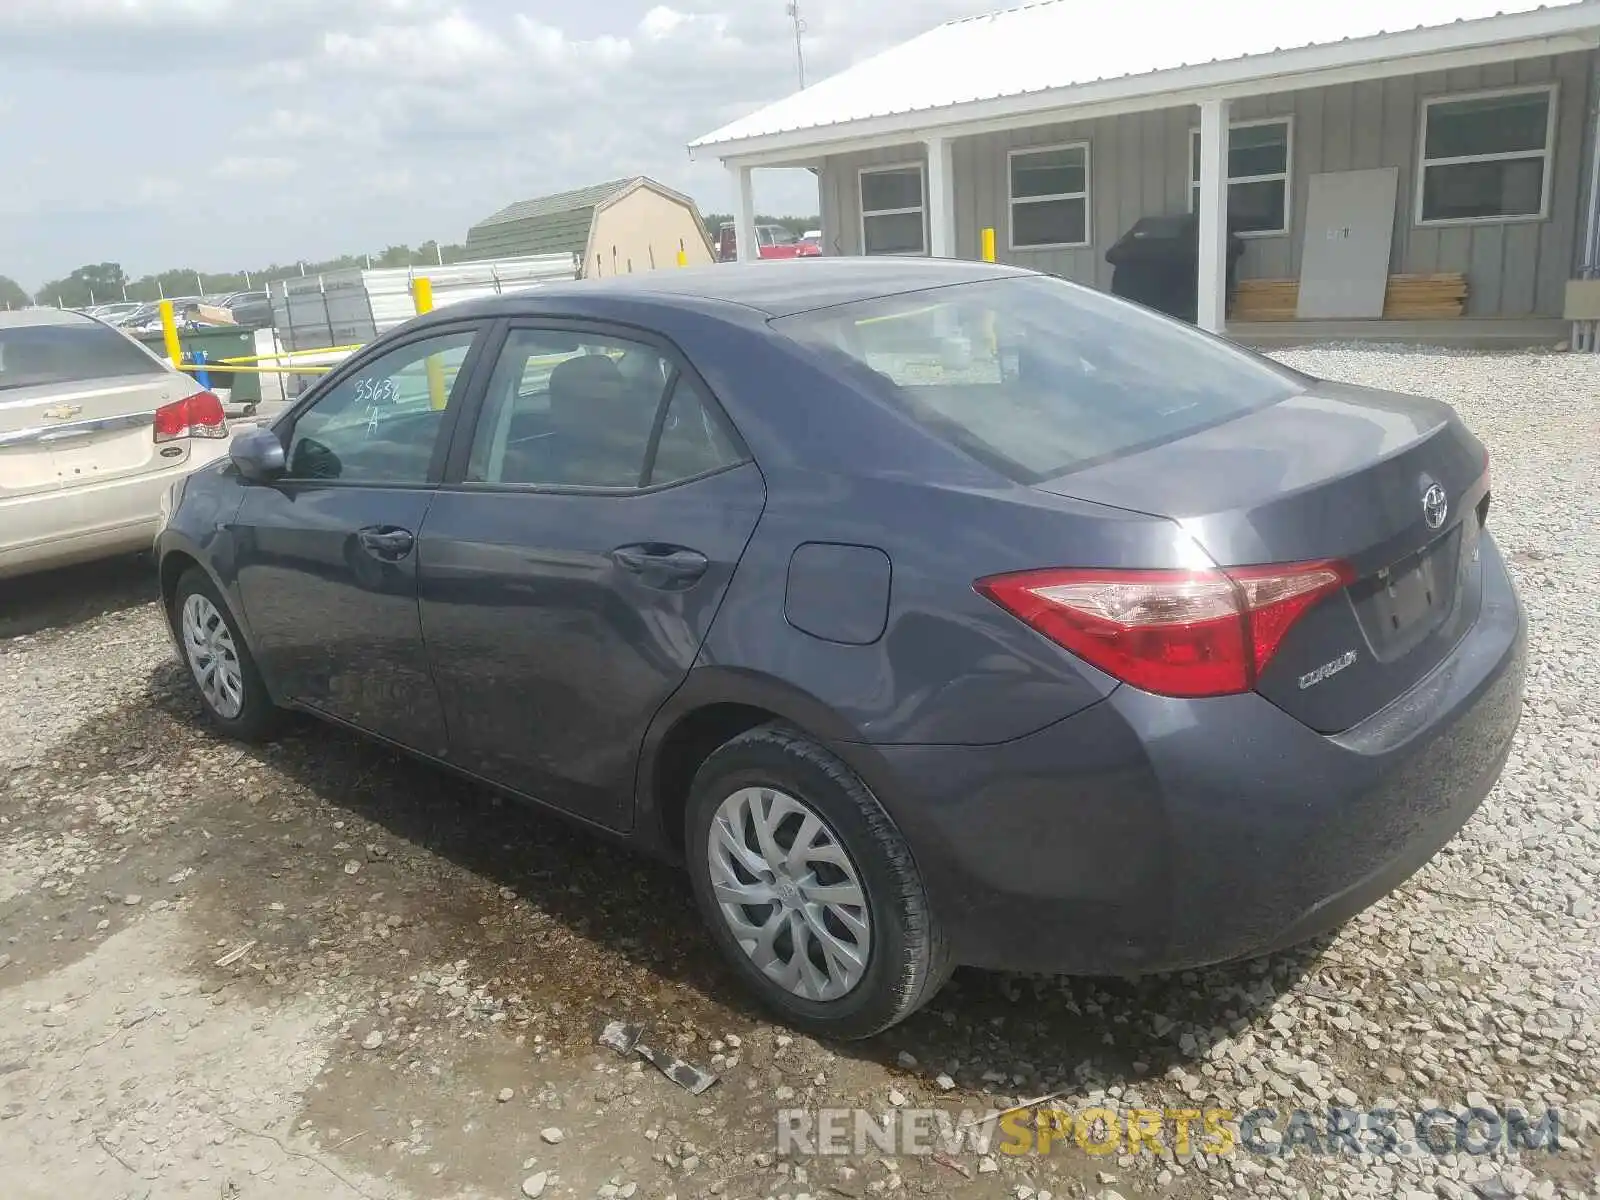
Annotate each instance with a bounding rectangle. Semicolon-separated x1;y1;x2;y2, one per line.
611;543;710;588
357;526;415;562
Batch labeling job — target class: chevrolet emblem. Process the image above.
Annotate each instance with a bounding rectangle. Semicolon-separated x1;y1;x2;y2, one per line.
42;404;82;421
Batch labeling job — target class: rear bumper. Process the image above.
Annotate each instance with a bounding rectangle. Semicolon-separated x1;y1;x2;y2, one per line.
861;534;1526;975
0;441;232;579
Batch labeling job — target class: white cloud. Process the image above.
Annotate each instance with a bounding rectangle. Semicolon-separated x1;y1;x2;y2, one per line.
1;0;994;285
210;156;299;182
324;11;512;78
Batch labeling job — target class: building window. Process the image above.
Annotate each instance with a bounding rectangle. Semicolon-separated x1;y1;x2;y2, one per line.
859;165;926;256
1189;118;1292;236
1008;143;1090;249
1416;86;1555;225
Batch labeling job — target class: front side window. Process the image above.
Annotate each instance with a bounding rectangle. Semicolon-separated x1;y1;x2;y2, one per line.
1418;88;1553;224
284;330;476;484
860;166;926;256
1189;119;1291;235
1009;144;1090;249
467;328;739;489
775;275;1300;483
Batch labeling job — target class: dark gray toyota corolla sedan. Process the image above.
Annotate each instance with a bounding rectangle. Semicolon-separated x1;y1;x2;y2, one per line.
156;258;1525;1038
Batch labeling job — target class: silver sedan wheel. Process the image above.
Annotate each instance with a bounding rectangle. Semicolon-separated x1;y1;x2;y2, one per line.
707;786;872;1002
181;593;244;720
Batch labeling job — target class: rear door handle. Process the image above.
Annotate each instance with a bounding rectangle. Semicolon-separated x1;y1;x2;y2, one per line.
611;543;709;587
357;526;415;562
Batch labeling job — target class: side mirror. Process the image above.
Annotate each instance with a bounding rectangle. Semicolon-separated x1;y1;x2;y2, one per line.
230;426;286;482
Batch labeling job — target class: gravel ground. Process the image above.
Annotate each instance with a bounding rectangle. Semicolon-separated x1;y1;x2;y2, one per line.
0;345;1597;1200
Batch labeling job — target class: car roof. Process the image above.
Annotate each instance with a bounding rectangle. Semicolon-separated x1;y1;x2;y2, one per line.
457;257;1031;320
0;307;98;330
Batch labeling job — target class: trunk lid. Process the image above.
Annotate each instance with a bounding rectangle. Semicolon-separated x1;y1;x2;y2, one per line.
0;317;198;501
0;375;199;501
1036;380;1491;732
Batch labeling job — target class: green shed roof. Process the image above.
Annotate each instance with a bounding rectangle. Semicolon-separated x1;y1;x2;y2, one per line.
465;178;640;260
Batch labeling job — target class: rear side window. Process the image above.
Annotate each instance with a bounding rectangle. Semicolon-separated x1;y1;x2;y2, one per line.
0;323;164;390
466;328;742;489
773;275;1301;482
650;378;743;486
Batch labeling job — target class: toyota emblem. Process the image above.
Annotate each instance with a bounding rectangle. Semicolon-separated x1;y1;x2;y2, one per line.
1422;483;1448;530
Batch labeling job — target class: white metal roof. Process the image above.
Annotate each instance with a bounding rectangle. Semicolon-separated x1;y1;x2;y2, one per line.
692;0;1600;162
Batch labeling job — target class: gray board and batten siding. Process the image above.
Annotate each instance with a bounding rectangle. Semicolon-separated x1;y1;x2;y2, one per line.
816;51;1598;318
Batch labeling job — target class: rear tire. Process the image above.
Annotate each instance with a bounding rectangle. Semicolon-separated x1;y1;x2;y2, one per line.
170;568;282;742
685;724;950;1039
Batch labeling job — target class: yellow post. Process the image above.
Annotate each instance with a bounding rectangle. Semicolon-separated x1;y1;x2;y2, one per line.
412;277;447;409
158;300;183;371
981;228;997;263
677;247;688;268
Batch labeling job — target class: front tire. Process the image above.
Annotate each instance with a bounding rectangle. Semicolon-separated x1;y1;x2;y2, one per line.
171;567;282;742
685;724;950;1039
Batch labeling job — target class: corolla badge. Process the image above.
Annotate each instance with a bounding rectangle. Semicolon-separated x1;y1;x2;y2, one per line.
42;404;82;421
1298;649;1358;690
1422;483;1448;530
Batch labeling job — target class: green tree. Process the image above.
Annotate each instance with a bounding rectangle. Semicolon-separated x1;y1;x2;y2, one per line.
0;275;30;309
35;262;130;308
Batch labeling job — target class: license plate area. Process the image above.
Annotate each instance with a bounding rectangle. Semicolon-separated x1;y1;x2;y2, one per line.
48;428;163;483
1352;528;1462;662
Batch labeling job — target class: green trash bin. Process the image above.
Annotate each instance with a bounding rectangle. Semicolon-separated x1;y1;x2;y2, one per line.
136;325;262;408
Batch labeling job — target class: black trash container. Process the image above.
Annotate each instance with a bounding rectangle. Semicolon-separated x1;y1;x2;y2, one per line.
1104;213;1244;323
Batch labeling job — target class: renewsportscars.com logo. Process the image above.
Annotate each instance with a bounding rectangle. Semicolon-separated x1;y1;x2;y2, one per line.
776;1104;1566;1159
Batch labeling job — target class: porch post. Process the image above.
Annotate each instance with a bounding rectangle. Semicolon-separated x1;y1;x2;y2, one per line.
925;135;956;258
1196;97;1231;333
731;163;758;264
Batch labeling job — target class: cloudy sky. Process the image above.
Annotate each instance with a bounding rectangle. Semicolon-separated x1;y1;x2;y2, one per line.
0;0;992;288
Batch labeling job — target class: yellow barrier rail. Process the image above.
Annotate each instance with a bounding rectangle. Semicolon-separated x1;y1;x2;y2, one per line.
217;344;365;365
158;301;184;372
412;277;448;410
175;363;333;376
157;275;445;386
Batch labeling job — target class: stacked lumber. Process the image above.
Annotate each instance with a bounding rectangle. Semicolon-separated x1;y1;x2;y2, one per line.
1231;274;1468;321
1382;273;1470;319
1230;279;1299;321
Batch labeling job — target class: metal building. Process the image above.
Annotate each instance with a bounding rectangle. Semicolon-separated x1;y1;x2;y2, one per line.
691;0;1600;346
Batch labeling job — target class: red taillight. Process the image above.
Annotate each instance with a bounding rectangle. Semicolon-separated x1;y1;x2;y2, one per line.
153;391;226;443
976;560;1353;698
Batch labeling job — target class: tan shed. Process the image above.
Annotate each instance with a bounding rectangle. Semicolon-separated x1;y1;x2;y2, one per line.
465;177;715;279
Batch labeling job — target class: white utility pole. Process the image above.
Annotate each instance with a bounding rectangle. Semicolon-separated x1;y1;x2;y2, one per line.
785;2;807;89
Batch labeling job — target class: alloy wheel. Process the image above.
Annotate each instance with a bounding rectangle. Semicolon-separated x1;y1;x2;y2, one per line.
706;785;872;1001
181;592;244;720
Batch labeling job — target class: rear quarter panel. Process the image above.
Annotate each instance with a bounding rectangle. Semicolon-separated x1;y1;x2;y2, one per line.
697;468;1204;746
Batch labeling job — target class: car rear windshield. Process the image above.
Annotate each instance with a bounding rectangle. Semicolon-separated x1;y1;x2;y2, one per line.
773;275;1302;482
0;322;164;391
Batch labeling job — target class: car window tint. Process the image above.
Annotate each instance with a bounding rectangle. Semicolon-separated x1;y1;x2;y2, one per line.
0;323;164;389
773;275;1300;483
284;330;475;484
467;328;672;488
649;377;743;486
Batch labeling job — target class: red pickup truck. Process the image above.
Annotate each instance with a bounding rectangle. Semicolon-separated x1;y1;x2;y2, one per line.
714;223;822;263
